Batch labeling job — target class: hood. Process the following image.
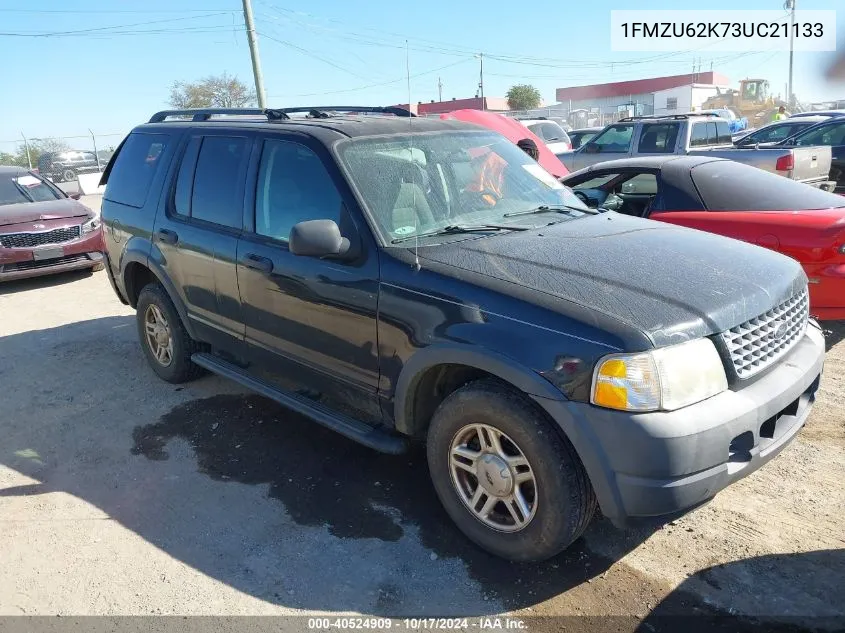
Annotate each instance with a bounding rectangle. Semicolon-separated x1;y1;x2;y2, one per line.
417;213;806;347
0;199;91;228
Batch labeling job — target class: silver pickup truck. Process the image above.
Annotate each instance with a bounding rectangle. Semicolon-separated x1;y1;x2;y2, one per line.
556;114;835;190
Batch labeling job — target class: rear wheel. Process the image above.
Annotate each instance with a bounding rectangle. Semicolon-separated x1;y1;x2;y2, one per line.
136;283;204;383
61;168;76;183
427;379;596;561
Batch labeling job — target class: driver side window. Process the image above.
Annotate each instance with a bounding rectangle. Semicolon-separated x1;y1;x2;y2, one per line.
584;124;635;153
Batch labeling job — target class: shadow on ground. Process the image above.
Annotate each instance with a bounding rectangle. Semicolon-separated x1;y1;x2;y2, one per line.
0;316;837;627
0;269;95;296
823;321;845;352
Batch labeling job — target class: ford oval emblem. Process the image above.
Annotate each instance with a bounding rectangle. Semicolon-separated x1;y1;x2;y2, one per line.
772;320;788;340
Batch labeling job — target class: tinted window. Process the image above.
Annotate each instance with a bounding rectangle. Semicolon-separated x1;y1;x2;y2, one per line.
588;125;635;152
690;123;709;147
743;123;799;144
173;137;202;217
638;123;679;153
526;123;545;139
691;161;845;211
569;131;597;149
191;136;250;229
255;140;342;241
793;122;845;146
715;121;732;144
104;133;169;208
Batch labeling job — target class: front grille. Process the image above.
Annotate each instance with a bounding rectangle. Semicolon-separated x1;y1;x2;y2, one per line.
0;226;81;249
2;254;89;272
720;288;809;379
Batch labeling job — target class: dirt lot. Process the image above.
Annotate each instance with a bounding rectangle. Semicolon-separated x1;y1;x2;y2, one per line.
0;200;842;631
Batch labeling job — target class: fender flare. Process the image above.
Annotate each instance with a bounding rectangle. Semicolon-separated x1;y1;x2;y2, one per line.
120;244;198;340
392;343;565;436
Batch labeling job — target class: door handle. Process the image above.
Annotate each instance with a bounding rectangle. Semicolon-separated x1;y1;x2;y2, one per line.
155;229;178;245
243;253;273;273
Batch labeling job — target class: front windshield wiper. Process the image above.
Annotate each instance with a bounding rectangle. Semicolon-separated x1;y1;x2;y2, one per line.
503;204;596;218
390;223;528;244
11;179;35;203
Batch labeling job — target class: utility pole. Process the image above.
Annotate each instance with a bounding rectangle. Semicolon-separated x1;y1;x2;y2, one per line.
478;53;485;110
20;133;31;169
438;77;443;102
241;0;267;108
89;129;100;171
785;0;796;109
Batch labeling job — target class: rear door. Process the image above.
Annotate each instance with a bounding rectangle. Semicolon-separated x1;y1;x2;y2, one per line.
150;131;253;357
236;133;382;422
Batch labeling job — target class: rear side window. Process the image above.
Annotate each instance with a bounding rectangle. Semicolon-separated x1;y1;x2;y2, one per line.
690;123;710;147
715;121;732;144
104;133;169;208
638;123;679;153
691;161;845;211
190;136;250;229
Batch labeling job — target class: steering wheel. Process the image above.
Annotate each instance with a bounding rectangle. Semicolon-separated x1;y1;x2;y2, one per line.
573;191;590;205
461;187;501;209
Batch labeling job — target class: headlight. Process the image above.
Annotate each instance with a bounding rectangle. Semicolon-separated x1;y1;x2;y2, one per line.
591;338;728;412
81;217;101;234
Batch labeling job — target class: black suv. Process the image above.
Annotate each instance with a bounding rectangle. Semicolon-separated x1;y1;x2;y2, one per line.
38;150;103;183
101;107;825;561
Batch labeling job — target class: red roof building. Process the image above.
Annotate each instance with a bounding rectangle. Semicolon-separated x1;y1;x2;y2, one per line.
395;97;510;115
556;72;731;102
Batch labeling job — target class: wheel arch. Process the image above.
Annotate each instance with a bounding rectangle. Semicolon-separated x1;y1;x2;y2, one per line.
393;344;565;438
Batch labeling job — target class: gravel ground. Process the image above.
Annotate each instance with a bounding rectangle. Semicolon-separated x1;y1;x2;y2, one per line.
0;196;842;631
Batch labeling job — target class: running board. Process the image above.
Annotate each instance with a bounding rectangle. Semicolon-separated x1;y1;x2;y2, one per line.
191;353;408;455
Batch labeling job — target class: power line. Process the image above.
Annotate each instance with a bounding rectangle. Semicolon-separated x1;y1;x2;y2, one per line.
0;12;233;37
258;30;373;80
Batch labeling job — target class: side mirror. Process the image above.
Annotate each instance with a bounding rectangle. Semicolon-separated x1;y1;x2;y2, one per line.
68;192;82;200
289;219;352;259
584;142;600;154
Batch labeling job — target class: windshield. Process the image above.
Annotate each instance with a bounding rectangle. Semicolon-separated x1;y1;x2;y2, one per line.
338;130;590;244
0;172;63;206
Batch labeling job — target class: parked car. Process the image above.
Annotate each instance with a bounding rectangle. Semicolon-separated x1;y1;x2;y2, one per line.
776;117;845;193
37;150;104;184
517;118;572;152
101;107;824;561
568;127;604;150
789;110;845;119
733;116;831;146
556;114;835;190
0;166;105;281
561;155;845;320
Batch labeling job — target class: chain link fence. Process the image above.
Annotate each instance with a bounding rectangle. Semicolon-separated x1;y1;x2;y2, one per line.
0;131;127;173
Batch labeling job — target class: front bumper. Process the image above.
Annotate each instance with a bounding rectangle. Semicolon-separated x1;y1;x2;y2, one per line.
536;324;825;525
0;229;105;282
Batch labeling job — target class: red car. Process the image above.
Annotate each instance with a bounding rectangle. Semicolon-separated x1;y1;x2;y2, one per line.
562;156;845;320
0;166;105;282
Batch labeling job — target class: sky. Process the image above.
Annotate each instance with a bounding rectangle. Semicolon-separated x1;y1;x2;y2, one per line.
0;0;842;154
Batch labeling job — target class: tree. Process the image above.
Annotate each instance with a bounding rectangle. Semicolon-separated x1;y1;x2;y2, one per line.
169;73;256;109
506;84;542;111
0;137;69;168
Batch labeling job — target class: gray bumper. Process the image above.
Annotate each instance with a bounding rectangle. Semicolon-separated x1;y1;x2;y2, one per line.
535;324;825;525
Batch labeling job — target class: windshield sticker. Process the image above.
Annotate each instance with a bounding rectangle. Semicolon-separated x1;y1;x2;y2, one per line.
15;175;42;188
393;226;416;236
522;164;564;189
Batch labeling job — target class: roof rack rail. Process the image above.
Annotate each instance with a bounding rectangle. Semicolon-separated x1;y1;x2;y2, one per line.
617;113;720;122
149;105;416;124
148;108;267;123
264;106;416;120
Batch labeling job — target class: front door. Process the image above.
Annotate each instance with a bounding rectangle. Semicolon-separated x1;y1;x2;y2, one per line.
237;136;382;423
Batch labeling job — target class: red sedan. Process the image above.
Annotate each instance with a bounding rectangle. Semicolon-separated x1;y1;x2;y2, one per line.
0;166;105;282
562;156;845;320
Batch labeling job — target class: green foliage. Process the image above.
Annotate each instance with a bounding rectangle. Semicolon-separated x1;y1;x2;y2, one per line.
506;84;542;111
169;73;256;109
0;138;70;168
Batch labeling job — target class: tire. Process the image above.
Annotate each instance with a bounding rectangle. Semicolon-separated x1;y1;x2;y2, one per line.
61;168;76;183
136;282;205;383
427;379;596;561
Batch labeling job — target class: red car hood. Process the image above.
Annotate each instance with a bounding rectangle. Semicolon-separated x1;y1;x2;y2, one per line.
439;109;569;178
0;199;91;231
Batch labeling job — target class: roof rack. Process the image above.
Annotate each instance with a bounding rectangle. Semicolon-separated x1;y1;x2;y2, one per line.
148;105;416;124
617;113;720;122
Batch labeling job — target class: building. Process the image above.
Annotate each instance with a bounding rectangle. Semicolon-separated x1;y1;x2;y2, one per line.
395;96;510;116
555;72;731;119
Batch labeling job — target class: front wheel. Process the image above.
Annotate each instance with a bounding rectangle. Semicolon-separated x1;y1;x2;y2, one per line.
61;168;76;183
427;380;596;561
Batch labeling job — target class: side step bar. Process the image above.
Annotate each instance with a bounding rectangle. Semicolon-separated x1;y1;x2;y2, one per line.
191;353;408;455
